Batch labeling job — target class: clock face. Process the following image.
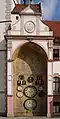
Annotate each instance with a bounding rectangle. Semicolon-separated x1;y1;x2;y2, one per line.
23;86;37;98
16;92;23;98
38;86;44;91
23;99;37;110
27;76;34;83
17;86;23;91
18;75;24;80
24;21;35;33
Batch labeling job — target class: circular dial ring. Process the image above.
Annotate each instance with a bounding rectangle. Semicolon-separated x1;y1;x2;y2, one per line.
23;99;37;110
27;76;34;83
24;21;35;33
23;86;37;98
17;86;23;91
16;92;23;98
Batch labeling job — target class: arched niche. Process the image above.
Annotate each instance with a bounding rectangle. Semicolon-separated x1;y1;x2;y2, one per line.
12;42;47;116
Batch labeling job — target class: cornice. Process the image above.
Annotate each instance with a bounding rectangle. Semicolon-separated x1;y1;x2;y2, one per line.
4;35;55;41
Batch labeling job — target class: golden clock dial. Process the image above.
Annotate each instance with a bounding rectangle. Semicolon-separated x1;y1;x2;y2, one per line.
23;86;37;98
18;75;24;80
17;86;23;91
27;76;34;83
38;86;44;91
16;92;23;98
23;99;37;110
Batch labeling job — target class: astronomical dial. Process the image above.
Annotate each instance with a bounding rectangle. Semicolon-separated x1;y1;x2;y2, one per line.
17;80;26;86
38;86;44;91
17;86;23;91
23;99;37;110
16;92;23;98
27;76;34;83
24;21;35;33
23;86;37;98
18;75;24;80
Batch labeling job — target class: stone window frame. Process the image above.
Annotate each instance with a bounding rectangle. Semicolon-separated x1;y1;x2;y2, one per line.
53;46;60;60
53;76;60;93
53;102;60;113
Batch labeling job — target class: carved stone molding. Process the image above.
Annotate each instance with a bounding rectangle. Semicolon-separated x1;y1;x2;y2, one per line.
7;40;12;60
5;35;54;41
48;40;53;48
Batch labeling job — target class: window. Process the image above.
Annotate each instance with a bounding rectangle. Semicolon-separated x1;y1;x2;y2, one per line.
53;102;60;113
53;49;59;60
16;16;19;20
53;77;60;93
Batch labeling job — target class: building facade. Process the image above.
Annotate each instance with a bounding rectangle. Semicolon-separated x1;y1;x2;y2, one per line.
0;0;60;117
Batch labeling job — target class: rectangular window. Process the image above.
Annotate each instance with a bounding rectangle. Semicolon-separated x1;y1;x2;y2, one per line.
53;49;59;60
53;102;60;113
53;81;59;92
53;77;60;93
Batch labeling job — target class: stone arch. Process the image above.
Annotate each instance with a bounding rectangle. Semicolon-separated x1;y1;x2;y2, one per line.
12;42;48;116
12;42;48;60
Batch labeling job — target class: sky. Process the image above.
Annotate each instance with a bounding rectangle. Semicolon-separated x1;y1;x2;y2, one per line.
39;0;60;20
18;0;60;21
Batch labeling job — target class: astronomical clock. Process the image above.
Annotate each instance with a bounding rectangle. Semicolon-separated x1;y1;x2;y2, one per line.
16;74;45;112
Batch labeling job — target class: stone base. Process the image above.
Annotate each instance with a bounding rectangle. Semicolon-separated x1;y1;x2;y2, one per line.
7;96;14;116
7;113;14;117
47;95;53;118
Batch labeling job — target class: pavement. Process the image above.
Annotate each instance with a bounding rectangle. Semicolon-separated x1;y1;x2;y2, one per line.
0;117;60;119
